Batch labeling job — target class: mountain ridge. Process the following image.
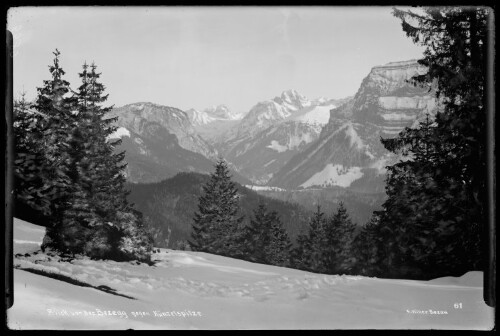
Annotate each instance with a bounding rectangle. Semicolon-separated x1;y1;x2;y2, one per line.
269;59;438;191
213;90;351;184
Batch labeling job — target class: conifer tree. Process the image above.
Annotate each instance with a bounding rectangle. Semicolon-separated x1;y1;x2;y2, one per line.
244;203;292;266
190;158;245;257
24;51;152;262
324;202;357;274
350;215;383;277
264;210;292;267
13;93;51;218
28;49;80;252
292;205;328;272
245;204;272;263
372;7;491;278
69;61;152;261
290;232;309;271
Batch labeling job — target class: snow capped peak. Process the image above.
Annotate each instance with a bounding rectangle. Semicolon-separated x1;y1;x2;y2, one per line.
274;89;311;110
185;108;216;126
281;89;301;100
236;90;337;139
203;104;240;120
185;105;243;125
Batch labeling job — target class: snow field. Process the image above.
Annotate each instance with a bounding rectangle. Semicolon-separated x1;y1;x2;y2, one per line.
300;164;364;188
8;218;494;330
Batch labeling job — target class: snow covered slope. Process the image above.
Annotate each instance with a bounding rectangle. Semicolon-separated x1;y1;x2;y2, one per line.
287;103;337;125
185;105;243;127
8;218;494;330
184;108;217;126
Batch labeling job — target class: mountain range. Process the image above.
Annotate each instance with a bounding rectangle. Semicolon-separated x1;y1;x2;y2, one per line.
108;102;250;185
211;90;351;184
108;60;437;228
103;59;439;248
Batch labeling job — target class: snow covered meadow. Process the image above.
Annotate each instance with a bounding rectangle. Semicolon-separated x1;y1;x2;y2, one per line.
8;218;494;330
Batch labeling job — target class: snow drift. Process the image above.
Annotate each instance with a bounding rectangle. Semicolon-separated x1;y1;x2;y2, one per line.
8;218;494;330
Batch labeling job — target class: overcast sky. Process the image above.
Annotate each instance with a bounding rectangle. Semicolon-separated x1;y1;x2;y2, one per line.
8;6;425;113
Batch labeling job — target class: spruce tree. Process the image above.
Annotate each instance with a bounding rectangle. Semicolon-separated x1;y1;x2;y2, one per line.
264;210;292;267
190;158;245;257
245;203;292;266
245;204;272;263
291;232;309;271
26;52;152;262
28;49;80;252
372;7;491;279
324;202;357;274
350;215;383;277
70;61;152;261
292;205;328;273
13;93;51;219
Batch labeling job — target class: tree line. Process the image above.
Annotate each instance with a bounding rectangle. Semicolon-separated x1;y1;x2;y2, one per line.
125;171;311;250
189;158;359;273
13;50;153;262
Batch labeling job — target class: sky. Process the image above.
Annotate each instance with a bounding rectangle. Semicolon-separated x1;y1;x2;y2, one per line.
8;6;425;114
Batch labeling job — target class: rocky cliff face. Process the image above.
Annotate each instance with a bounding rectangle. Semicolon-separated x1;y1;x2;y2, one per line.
269;60;438;191
348;60;436;135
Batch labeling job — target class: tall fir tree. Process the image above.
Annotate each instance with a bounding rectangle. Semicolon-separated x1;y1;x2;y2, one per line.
292;205;328;273
371;7;490;279
350;214;384;277
245;204;273;263
244;203;292;266
22;51;152;262
291;231;310;271
264;210;292;267
13;92;51;221
190;158;245;258
68;61;152;261
324;202;357;275
27;49;80;252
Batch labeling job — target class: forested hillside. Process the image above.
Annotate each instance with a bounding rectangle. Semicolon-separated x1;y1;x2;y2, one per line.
127;172;312;248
